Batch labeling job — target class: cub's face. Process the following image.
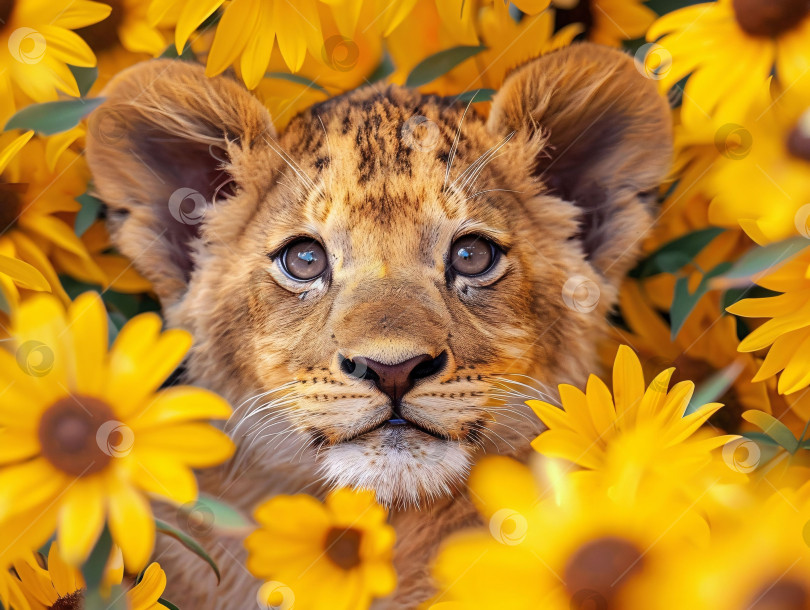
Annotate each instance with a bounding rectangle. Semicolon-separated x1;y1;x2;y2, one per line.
86;44;671;506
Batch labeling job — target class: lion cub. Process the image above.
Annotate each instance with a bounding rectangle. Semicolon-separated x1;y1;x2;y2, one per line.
86;43;671;608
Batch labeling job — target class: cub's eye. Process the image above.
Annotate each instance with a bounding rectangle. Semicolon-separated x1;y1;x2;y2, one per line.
449;235;497;276
281;239;328;281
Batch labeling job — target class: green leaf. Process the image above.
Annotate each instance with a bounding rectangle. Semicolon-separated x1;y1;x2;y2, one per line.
160;43;197;61
406;45;487;88
82;526;113;591
742;431;781;446
158;599;181;610
743;410;799;453
181;495;252;533
670;262;732;339
265;72;329;95
685;359;744;415
453;88;496;103
155;518;221;584
722;236;809;280
69;65;98;97
5;97;104;135
0;289;9;315
631;227;724;278
367;53;395;83
74;192;103;237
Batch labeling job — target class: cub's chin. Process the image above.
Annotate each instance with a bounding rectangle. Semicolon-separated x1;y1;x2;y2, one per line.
319;424;472;507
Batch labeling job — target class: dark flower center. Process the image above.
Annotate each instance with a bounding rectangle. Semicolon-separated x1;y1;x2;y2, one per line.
732;0;810;37
75;0;124;54
0;180;26;233
564;536;644;608
324;527;363;570
787;111;810;161
50;591;84;610
0;0;14;26
38;396;116;476
553;0;593;38
749;580;809;610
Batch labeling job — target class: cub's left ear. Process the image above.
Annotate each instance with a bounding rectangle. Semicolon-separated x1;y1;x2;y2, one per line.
487;43;672;285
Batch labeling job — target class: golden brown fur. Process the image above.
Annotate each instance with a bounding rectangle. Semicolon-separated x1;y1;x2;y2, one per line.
86;43;671;608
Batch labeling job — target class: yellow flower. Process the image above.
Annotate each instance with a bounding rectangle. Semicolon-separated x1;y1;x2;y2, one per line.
388;0;580;97
709;93;810;245
0;292;234;571
150;0;407;89
0;0;111;123
77;0;168;59
623;485;810;610
431;456;710;610
0;509;59;610
12;542;167;610
646;0;810;129
245;488;396;610
728;249;810;396
551;0;656;47
529;345;733;471
0;133;99;307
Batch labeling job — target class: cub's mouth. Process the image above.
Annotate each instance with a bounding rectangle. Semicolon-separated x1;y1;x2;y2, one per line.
339;414;453;444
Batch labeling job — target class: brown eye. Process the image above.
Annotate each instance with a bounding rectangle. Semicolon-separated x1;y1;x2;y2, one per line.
449;235;496;276
281;239;328;280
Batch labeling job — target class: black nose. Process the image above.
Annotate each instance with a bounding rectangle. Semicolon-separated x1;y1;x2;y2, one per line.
339;352;447;403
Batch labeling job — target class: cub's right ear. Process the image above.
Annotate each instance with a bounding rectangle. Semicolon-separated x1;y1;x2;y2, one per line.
85;59;275;305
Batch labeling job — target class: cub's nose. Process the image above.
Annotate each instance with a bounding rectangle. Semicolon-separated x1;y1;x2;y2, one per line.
339;352;447;403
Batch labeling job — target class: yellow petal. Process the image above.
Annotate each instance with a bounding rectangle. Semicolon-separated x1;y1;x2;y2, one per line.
107;478;155;571
0;254;50;291
175;0;224;52
67;291;108;395
127;563;166;610
133;424;235;468
57;477;106;566
131;386;232;429
0;130;33;174
612;344;645;424
205;0;258;77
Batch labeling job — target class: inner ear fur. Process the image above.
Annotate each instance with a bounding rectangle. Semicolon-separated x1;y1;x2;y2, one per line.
487;43;673;285
85;59;275;305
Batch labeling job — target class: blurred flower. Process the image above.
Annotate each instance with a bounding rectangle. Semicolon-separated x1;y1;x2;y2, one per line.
625;485;810;610
0;0;111;123
552;0;656;47
647;0;810;129
77;0;168;59
431;455;710;610
710;94;810;245
12;542;166;610
0;133;99;307
728;249;810;396
245;488;396;610
0;292;234;570
530;345;733;471
388;0;580;97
